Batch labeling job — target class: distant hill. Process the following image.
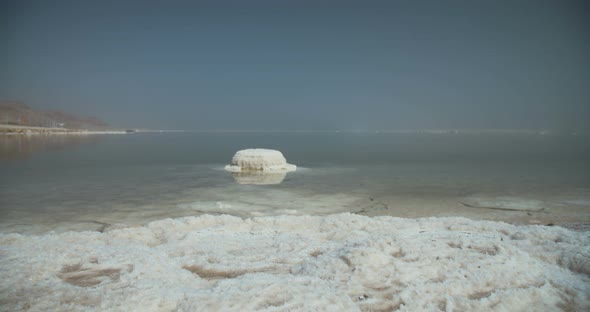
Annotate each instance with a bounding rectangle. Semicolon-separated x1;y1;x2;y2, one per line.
0;102;109;129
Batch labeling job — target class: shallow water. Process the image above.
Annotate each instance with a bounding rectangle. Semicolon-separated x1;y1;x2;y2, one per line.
1;132;589;233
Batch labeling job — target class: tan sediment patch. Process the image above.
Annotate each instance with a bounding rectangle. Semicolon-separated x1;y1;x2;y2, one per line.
182;264;278;280
57;264;122;287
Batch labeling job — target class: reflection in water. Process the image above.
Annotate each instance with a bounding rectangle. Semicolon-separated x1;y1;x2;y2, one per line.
231;171;288;185
0;135;102;160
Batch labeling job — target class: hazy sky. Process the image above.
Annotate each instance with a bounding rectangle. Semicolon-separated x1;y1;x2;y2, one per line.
1;0;588;130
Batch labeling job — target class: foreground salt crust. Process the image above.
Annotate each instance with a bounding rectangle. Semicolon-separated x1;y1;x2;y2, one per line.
1;214;589;311
225;149;296;172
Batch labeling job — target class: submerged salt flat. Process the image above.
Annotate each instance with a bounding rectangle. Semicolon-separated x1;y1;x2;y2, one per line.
2;160;590;235
1;214;589;311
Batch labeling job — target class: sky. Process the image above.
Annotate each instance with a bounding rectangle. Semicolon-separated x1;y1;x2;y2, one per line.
1;0;588;130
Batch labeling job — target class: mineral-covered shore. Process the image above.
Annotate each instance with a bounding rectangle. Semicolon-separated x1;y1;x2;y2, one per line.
0;124;126;135
1;214;588;311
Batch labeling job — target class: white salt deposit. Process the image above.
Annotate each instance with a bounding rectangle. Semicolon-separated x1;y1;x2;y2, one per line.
1;214;589;311
224;149;296;172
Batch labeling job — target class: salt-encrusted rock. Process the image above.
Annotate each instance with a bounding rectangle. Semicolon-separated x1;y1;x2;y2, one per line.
225;149;296;172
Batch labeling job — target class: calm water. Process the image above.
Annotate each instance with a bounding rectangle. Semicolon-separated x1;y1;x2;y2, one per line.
1;132;589;233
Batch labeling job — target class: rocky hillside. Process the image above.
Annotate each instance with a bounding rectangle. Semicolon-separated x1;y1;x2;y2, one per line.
0;102;109;129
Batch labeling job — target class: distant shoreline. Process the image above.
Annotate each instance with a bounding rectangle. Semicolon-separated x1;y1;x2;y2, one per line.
148;129;587;136
0;124;127;135
3;124;586;136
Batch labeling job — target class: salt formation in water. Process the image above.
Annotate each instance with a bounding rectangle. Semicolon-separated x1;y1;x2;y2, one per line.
224;148;296;172
1;214;589;311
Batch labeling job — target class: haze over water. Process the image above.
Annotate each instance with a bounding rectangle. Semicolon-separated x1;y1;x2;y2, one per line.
1;131;589;234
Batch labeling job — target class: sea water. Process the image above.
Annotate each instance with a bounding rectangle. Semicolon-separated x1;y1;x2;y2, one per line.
1;132;589;233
